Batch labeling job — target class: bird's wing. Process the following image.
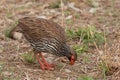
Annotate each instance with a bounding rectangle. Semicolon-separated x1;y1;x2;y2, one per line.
18;17;66;43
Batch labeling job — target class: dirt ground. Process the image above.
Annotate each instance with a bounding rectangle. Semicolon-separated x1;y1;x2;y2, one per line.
0;0;120;80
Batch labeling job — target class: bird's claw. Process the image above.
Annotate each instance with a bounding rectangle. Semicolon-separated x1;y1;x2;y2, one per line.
42;63;55;70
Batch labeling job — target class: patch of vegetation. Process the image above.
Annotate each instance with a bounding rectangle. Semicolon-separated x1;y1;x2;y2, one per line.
4;20;18;38
21;51;36;63
85;0;98;7
49;0;61;8
99;61;108;80
64;10;71;16
66;19;74;25
82;54;92;63
75;13;80;18
2;72;21;80
0;62;21;80
73;44;88;55
1;67;22;80
6;11;13;19
0;62;5;73
78;76;94;80
14;5;27;11
66;25;105;54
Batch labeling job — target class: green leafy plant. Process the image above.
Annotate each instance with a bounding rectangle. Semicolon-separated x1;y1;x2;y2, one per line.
21;51;36;63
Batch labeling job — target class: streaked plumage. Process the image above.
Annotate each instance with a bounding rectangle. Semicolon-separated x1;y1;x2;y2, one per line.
12;17;77;69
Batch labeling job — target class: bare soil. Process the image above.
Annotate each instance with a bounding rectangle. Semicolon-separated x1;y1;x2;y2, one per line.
0;0;120;80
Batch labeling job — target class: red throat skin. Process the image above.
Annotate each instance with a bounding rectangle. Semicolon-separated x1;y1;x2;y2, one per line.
70;55;75;65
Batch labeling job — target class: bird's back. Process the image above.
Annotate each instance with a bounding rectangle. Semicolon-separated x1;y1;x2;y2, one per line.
17;17;67;56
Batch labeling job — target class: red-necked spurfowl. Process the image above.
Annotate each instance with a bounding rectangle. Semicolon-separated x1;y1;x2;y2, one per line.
12;17;77;70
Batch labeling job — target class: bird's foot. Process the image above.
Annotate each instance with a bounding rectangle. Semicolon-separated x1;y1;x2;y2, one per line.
35;53;55;70
44;63;55;70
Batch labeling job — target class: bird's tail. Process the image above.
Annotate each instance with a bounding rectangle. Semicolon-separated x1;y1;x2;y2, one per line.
6;21;22;40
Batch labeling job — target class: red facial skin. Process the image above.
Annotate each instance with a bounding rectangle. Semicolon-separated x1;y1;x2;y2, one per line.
70;55;75;65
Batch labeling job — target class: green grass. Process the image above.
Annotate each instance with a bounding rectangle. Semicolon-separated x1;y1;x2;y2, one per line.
72;44;88;55
75;13;81;18
85;0;98;7
2;72;21;80
82;54;92;63
6;11;13;19
0;62;5;73
1;67;22;80
14;5;27;11
64;10;71;16
78;76;94;80
0;62;22;80
98;61;109;80
21;51;36;63
66;19;74;25
66;25;105;55
49;0;60;8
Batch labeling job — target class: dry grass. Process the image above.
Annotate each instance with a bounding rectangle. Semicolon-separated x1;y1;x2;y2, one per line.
0;0;120;80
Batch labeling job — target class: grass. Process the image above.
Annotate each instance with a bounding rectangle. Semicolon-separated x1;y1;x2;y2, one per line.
49;0;61;8
64;10;71;16
0;62;5;74
72;44;88;55
0;0;119;79
78;76;94;80
21;51;36;63
75;13;81;18
82;54;92;63
0;62;22;80
66;25;105;55
6;11;13;19
1;67;22;80
0;45;4;53
84;0;98;7
2;72;21;80
66;19;74;25
14;5;28;11
98;61;108;80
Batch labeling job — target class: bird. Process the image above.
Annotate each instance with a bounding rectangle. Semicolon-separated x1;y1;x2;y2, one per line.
11;17;77;70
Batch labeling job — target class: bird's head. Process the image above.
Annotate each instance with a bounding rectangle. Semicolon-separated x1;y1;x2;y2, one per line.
67;49;77;65
64;45;77;65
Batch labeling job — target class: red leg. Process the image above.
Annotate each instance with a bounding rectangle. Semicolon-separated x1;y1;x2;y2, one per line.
39;53;54;69
35;53;45;70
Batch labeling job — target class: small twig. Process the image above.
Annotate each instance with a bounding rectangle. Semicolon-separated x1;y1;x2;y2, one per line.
60;64;66;72
89;25;99;52
24;72;30;80
103;25;107;55
102;25;109;67
78;33;85;45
